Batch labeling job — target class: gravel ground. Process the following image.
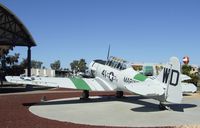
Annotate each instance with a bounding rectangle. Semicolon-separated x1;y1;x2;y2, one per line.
0;86;193;128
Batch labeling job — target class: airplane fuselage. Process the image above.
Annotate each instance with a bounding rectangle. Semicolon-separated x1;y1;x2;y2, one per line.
90;60;155;94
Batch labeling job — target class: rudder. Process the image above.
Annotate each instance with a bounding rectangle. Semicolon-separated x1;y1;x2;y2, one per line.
157;57;182;103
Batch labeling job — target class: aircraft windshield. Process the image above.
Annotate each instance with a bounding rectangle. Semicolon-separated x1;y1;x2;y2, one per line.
105;56;130;70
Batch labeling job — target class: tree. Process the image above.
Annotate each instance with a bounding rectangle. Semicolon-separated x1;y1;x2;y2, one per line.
70;59;87;72
0;53;20;85
20;59;43;69
0;53;25;83
50;60;61;70
198;67;200;74
31;60;43;69
78;59;88;72
182;65;192;76
20;58;28;68
5;53;20;66
132;65;143;71
70;60;79;72
182;64;199;86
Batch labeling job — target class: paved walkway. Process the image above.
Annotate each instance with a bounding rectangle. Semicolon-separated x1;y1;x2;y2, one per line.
29;94;200;127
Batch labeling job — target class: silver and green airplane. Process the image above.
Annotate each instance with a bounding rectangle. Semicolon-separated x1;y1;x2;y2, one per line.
6;56;183;110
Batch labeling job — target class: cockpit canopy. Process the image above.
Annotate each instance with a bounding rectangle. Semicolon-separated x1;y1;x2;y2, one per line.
105;56;129;70
93;59;106;65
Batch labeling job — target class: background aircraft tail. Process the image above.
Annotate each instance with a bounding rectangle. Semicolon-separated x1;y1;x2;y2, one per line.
157;57;182;103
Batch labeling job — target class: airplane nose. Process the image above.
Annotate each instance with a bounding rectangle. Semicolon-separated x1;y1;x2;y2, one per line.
89;61;94;68
88;61;96;77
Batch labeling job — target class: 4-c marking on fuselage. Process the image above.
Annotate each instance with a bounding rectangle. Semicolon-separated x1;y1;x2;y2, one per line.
102;70;117;82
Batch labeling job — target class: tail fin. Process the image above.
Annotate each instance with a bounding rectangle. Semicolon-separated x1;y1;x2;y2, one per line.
157;57;182;103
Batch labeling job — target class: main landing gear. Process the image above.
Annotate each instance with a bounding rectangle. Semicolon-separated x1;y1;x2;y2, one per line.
116;91;124;98
80;90;89;100
80;90;124;99
159;102;171;110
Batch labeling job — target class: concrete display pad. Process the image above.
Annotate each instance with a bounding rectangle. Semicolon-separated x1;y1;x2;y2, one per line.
29;95;200;127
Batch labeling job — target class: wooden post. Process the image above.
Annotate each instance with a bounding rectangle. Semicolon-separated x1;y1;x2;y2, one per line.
27;46;31;77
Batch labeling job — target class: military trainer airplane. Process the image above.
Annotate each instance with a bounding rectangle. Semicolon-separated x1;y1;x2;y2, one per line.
6;56;183;110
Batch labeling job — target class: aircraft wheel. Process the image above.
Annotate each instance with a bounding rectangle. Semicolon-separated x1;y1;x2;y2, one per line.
116;91;123;98
26;84;33;91
80;90;89;100
159;102;169;110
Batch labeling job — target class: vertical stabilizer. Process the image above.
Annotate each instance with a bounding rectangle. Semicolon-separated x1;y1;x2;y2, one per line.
157;57;182;103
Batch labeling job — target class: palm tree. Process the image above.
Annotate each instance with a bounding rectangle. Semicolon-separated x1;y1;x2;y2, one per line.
50;60;61;70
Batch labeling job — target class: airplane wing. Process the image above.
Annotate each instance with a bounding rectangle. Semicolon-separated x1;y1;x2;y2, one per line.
5;76;114;91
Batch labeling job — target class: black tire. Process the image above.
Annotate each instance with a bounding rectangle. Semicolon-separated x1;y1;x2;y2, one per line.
116;91;123;98
159;103;167;110
80;90;89;99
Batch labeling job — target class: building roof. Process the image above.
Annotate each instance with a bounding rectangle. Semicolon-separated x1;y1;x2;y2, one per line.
0;3;36;57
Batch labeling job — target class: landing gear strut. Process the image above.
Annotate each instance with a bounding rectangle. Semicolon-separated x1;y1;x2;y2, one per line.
116;91;124;98
80;90;89;100
159;102;171;110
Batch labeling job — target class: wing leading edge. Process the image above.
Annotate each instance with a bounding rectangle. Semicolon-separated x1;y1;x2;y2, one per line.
5;76;113;91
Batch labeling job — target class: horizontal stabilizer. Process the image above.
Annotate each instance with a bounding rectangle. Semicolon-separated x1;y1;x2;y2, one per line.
124;81;164;96
181;74;191;81
182;83;197;93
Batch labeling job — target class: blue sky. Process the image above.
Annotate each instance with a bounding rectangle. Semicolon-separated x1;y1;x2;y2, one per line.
1;0;200;68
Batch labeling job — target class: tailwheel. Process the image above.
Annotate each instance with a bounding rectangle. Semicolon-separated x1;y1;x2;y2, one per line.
116;91;124;98
80;90;89;100
159;102;171;110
